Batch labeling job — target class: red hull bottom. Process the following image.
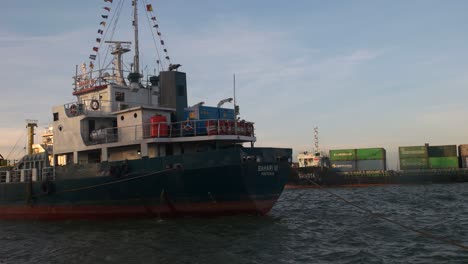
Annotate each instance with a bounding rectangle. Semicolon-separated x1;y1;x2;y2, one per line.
0;199;278;220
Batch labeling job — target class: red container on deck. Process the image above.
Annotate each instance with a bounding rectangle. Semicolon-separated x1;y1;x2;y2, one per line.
226;120;235;135
246;123;254;136
206;120;218;135
150;115;169;137
218;120;229;135
236;121;246;135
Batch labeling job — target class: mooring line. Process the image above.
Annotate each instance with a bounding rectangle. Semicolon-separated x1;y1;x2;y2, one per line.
306;179;468;251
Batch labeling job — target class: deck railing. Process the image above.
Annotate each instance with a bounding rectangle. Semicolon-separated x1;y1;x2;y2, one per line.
87;119;255;145
64;99;148;117
42;167;55;181
0;168;55;185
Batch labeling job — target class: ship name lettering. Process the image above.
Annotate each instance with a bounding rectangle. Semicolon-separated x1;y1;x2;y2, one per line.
257;165;279;172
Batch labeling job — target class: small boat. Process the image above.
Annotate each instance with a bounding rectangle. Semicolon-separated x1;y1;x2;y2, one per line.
0;0;292;220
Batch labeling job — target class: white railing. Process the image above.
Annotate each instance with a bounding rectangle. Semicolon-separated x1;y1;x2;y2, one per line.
9;170;20;183
0;171;6;183
65;99;156;117
73;68;156;91
21;169;39;182
0;168;55;184
42;167;55;181
86;119;255;145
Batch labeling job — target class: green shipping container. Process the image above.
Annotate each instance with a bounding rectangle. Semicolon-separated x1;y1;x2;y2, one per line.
400;158;429;170
329;149;356;161
429;157;459;169
399;146;428;159
356;148;386;160
428;145;457;157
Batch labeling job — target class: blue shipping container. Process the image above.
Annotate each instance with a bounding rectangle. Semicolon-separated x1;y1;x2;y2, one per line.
356;160;386;171
199;106;219;120
183;109;193;120
219;108;235;120
331;160;356;172
183;106;235;121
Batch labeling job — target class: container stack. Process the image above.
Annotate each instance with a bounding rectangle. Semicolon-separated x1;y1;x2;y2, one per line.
184;106;235;120
183;106;235;135
356;148;386;171
399;145;459;170
458;145;468;168
330;148;386;172
329;149;356;172
399;146;429;170
428;145;458;169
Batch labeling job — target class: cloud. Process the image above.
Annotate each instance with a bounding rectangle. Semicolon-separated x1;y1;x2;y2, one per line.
343;49;381;63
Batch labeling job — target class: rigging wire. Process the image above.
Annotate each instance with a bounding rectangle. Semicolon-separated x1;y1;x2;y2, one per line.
305;178;468;251
100;0;126;70
141;0;164;70
5;131;27;160
11;145;26;161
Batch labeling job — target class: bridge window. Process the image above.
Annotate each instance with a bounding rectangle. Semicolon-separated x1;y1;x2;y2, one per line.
115;92;125;102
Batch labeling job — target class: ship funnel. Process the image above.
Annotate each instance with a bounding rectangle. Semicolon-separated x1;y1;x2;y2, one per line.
159;71;188;121
26;119;38;155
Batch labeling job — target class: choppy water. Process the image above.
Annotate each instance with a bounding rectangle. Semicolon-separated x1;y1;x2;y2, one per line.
1;183;468;263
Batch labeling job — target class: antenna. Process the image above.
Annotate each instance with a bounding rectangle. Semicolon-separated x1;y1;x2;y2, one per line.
133;0;140;74
314;126;319;152
233;74;239;119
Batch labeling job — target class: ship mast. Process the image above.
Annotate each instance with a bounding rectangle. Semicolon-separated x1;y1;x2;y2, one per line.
314;126;319;153
133;0;140;75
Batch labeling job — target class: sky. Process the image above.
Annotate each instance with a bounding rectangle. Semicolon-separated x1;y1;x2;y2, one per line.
1;0;468;169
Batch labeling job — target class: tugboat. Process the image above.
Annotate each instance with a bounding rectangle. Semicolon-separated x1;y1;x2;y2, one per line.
288;127;335;187
0;0;291;220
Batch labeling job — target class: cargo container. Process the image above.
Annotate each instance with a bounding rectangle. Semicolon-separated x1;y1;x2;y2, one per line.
331;160;356;172
400;158;429;170
356;148;386;160
199;106;221;120
459;145;468;157
399;146;428;159
428;145;457;157
329;149;356;161
461;156;468;168
194;121;207;135
357;159;386;171
184;106;235;121
429;157;458;169
218;108;235;120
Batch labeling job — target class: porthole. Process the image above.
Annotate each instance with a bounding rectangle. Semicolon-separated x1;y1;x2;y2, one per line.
134;113;138;118
121;116;124;121
58;125;63;131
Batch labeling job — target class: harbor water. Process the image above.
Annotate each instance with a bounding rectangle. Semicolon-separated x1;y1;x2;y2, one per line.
1;183;468;263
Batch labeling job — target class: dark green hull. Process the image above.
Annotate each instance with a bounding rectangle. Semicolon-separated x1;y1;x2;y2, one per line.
0;148;292;220
289;167;468;187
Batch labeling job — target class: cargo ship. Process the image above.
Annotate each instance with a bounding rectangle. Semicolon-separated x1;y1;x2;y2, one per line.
0;0;292;220
288;145;468;188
